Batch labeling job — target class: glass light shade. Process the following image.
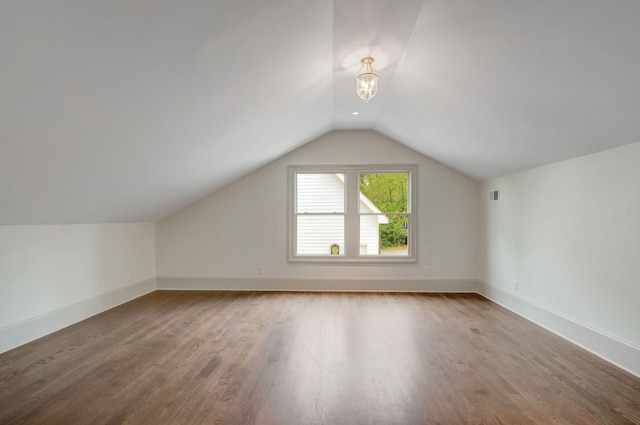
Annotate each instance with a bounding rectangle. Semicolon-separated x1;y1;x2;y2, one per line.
355;57;378;102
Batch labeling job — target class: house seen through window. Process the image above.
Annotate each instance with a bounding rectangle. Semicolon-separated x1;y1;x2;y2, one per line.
289;165;416;262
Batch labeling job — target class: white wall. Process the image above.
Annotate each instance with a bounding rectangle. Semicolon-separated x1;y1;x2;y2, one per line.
3;131;637;376
156;130;479;290
0;223;156;352
479;141;640;375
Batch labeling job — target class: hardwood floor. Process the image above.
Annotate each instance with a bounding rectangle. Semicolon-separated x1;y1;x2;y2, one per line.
0;291;639;425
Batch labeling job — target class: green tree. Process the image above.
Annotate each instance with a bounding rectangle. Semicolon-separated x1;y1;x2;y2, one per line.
359;173;408;248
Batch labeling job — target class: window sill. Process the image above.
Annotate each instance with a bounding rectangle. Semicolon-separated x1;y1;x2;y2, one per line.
288;256;417;264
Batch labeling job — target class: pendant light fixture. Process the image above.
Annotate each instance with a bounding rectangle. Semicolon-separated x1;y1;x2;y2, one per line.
355;57;378;102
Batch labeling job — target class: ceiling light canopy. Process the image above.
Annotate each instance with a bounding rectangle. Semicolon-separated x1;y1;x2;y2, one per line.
355;57;378;102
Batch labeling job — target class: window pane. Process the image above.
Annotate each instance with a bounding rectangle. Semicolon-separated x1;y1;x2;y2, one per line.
297;215;344;255
360;214;409;256
289;165;415;262
297;173;345;213
359;172;408;213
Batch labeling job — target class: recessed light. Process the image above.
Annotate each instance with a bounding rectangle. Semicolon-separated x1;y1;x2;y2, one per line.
352;111;360;116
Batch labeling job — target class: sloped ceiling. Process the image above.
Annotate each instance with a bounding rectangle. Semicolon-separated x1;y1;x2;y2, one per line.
1;0;639;224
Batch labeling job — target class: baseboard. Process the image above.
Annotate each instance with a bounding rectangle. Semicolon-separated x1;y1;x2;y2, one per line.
477;281;640;378
156;276;478;293
0;277;156;354
4;276;637;379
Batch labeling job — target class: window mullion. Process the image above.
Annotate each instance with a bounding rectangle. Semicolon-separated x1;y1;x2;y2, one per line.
345;169;360;257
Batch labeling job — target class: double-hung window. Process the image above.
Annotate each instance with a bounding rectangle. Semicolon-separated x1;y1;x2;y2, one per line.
288;164;416;262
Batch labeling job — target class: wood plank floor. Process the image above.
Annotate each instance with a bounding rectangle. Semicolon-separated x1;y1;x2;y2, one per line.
0;291;639;425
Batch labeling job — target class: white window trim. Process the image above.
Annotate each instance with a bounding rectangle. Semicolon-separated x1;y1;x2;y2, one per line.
288;164;417;263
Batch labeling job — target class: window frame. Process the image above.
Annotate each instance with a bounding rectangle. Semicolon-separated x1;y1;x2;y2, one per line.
288;164;417;263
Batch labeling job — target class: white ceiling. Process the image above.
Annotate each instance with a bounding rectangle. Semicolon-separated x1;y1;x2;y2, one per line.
2;0;639;224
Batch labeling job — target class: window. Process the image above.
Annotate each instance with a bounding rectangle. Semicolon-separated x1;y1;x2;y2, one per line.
289;164;416;262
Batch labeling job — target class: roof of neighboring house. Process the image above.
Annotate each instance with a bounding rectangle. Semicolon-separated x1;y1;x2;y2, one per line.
334;174;389;224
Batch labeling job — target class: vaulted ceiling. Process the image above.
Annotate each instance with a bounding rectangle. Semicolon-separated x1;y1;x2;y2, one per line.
2;0;639;224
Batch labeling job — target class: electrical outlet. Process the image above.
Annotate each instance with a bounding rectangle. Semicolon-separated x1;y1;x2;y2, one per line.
258;265;264;275
424;266;431;276
513;279;518;291
124;272;131;283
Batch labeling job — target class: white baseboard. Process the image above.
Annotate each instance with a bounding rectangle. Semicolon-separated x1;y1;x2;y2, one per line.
4;276;637;380
156;276;478;293
477;281;640;378
0;277;156;354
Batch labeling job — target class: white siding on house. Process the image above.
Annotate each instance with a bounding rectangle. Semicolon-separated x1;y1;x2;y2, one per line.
296;173;344;213
358;194;390;256
297;215;344;255
296;173;345;255
359;212;380;254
